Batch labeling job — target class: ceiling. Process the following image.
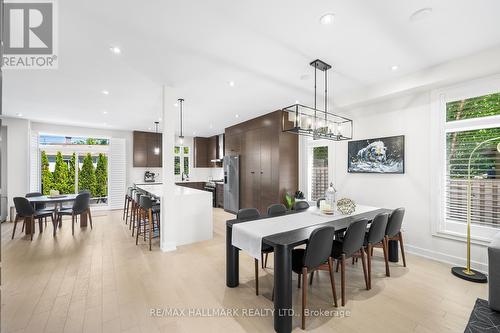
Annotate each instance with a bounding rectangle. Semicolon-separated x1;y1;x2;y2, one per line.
3;0;500;136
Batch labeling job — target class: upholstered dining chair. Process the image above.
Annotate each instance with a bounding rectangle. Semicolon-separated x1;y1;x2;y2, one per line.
236;208;262;295
260;204;288;269
293;201;310;211
56;192;92;235
135;195;160;251
13;197;55;240
383;208;406;274
291;226;338;329
315;219;369;306
25;192;54;229
363;213;389;289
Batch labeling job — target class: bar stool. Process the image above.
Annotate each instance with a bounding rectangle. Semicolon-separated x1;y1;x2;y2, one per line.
136;195;160;251
123;187;134;224
131;190;143;236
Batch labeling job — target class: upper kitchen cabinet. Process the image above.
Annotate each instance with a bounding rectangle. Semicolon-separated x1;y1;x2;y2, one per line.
133;131;162;167
193;134;223;168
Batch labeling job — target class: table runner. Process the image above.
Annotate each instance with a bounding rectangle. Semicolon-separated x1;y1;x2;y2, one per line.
232;205;379;259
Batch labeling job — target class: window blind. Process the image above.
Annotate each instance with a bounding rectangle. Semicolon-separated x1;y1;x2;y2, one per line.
30;132;40;192
108;138;126;210
445;110;500;228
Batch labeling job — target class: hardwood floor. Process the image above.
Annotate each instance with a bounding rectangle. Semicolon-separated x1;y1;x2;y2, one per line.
1;209;487;332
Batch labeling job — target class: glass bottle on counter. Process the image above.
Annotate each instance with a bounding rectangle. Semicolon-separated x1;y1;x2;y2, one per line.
325;182;337;211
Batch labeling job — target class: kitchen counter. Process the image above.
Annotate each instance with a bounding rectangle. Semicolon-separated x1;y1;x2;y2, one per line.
136;183;213;247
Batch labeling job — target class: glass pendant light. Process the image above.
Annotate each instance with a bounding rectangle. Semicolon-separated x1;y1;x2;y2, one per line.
153;121;160;155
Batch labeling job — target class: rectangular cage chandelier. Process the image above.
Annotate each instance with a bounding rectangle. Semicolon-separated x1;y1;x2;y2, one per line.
281;59;353;141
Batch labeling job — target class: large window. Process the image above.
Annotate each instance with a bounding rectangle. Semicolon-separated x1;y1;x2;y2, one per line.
304;137;333;201
39;135;109;205
445;93;500;227
434;84;500;242
310;146;329;201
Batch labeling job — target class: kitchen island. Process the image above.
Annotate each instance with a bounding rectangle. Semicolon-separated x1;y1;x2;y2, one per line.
135;183;213;247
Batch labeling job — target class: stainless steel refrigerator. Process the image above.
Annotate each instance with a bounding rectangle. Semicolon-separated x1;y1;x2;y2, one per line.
223;155;239;214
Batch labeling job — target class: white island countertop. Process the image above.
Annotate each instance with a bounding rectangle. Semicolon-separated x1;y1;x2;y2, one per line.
135;183;213;247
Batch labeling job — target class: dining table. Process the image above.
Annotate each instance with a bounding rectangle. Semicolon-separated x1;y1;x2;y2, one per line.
226;205;395;333
26;194;86;234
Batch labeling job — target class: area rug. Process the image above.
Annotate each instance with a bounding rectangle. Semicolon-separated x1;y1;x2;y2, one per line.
465;298;500;332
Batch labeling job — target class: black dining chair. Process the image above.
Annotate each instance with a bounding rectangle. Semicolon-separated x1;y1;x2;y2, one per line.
260;204;287;269
13;197;55;240
123;186;134;222
293;201;310;211
315;219;369;306
291;226;338;329
236;208;262;295
25;192;54;230
364;213;389;289
383;208;406;273
56;192;92;235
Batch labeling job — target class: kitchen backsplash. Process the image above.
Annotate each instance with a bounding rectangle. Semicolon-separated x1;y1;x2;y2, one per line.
131;167;223;184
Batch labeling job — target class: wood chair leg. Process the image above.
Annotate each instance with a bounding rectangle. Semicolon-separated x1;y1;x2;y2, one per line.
254;258;259;295
298;273;301;289
264;253;269;268
367;244;372;290
341;255;346;306
38;218;43;233
302;267;308;330
261;253;264;268
309;271;314;285
30;216;35;241
399;232;407;267
71;214;75;235
328;257;338;307
382;237;390;277
143;210;147;241
125;199;130;224
135;211;140;245
122;195;127;220
52;214;57;237
11;215;19;239
336;259;340;273
360;248;369;290
88;209;93;229
21;215;25;232
148;208;153;251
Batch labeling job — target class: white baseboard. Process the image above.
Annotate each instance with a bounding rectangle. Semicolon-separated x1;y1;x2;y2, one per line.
161;241;177;252
405;243;488;274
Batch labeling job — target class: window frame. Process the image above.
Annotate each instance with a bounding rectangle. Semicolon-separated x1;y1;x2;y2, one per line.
430;75;500;245
174;145;190;179
301;137;336;202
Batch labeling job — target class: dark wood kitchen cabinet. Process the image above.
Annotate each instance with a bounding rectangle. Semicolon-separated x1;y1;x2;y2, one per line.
216;183;224;208
133;131;162;167
193;137;209;167
207;136;218;162
225;110;298;214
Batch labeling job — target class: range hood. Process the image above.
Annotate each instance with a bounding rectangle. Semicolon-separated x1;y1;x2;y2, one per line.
210;134;224;163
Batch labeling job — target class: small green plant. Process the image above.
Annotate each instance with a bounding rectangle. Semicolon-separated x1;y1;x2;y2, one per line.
284;192;294;210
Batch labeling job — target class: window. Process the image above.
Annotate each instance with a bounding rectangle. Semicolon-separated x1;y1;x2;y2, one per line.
433;82;500;242
310;146;329;201
174;145;190;176
445;94;500;228
39;135;109;205
303;137;334;202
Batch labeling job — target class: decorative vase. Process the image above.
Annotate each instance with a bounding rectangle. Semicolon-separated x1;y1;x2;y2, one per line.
337;198;356;215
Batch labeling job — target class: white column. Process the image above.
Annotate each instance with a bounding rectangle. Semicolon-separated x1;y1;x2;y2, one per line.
161;85;178;252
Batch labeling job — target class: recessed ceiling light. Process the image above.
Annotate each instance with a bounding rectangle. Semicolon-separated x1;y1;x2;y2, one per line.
148;127;152;130
103;122;108;126
158;117;162;121
101;90;109;95
300;74;310;81
295;100;300;104
110;46;121;54
103;110;108;114
391;65;399;71
228;81;235;87
235;114;239;118
410;8;432;22
16;112;23;117
319;13;335;25
193;132;196;135
174;102;179;107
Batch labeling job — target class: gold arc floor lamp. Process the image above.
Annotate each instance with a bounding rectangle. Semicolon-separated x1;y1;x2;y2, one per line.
451;137;500;283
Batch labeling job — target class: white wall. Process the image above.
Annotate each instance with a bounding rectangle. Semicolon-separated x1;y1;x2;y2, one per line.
3;118;31;219
329;91;490;272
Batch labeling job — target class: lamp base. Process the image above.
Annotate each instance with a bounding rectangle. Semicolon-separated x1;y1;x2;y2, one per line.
451;267;487;283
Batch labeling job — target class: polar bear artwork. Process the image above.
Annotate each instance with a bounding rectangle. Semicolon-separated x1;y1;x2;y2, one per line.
348;135;405;173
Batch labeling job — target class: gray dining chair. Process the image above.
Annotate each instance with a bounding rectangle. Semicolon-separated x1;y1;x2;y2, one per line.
293;201;310;211
236;208;262;295
291;226;338;329
56;192;92;235
384;208;406;272
364;213;389;289
25;192;54;229
260;204;287;269
13;197;55;240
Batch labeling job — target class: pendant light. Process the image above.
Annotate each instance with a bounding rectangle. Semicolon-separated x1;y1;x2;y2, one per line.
178;98;185;145
153;121;160;155
281;59;353;141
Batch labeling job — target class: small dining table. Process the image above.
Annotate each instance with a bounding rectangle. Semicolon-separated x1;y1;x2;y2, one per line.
26;194;86;234
226;206;394;333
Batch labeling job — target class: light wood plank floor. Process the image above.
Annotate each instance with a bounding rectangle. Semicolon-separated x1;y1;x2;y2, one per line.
1;209;487;332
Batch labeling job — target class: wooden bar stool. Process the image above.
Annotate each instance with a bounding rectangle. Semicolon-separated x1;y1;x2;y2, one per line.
135;195;160;251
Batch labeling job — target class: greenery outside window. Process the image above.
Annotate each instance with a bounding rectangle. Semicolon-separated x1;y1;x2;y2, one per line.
174;145;190;177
